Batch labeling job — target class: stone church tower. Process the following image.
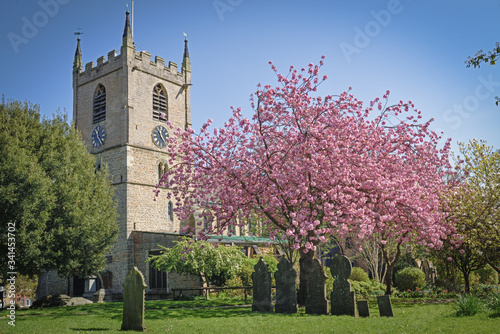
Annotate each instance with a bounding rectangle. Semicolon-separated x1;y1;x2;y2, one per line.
37;11;201;300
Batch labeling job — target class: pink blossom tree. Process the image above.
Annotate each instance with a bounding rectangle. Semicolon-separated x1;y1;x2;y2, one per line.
155;57;456;296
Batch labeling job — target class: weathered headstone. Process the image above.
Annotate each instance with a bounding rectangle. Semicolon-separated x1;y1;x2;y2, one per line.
304;257;329;315
357;300;370;317
252;257;273;313
274;257;298;313
121;267;147;331
377;295;394;317
330;255;356;316
92;288;106;303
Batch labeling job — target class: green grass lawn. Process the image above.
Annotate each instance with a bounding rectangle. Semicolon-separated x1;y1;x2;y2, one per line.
1;298;498;334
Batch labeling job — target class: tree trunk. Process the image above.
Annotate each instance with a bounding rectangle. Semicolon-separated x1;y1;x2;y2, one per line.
385;264;395;295
463;270;470;294
297;248;314;306
380;240;403;296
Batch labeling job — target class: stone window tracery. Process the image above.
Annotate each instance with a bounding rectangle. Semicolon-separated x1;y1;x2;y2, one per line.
153;84;168;122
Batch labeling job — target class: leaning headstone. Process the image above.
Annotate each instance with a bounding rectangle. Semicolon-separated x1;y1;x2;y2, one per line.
304;257;329;315
252;257;273;313
357;300;370;317
92;288;106;303
274;257;298;313
330;255;356;316
121;267;147;331
377;295;394;317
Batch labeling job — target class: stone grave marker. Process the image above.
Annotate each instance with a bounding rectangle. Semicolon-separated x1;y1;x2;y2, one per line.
330;255;356;316
357;300;370;317
377;295;394;317
121;267;147;331
304;257;329;315
274;257;298;313
252;257;273;313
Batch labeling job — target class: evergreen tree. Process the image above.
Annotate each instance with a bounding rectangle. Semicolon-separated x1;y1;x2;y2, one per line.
0;98;118;280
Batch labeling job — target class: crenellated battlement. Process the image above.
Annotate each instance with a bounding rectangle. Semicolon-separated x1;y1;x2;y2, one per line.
77;49;185;83
79;49;122;79
132;50;183;78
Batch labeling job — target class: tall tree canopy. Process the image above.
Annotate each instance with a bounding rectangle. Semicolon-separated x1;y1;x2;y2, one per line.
156;59;456;293
0;99;118;278
443;140;500;290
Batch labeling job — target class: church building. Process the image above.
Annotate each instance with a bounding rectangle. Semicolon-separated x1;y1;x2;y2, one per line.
37;11;201;300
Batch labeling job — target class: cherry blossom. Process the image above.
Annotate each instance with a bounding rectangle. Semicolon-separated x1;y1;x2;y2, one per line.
155;57;456;259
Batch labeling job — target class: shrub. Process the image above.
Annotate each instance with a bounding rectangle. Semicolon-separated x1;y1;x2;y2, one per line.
349;267;370;283
470;284;500;297
487;292;500;317
326;266;385;299
236;255;279;286
455;294;483;316
350;281;372;299
395;267;426;291
475;265;499;285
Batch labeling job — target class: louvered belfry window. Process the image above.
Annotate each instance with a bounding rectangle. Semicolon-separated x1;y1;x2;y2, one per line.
93;84;106;124
153;84;168;122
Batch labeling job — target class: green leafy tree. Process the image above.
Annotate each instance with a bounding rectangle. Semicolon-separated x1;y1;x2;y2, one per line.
466;42;500;105
454;140;500;273
436;139;500;292
148;237;246;286
0;98;118;280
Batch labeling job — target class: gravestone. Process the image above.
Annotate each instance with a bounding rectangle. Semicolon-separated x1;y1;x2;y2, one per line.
121;267;147;331
274;257;298;313
357;300;370;317
92;288;106;303
377;295;394;317
304;257;329;315
252;257;273;313
330;255;356;316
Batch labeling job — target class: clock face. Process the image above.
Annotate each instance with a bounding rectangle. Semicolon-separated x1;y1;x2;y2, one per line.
91;125;106;148
152;125;168;148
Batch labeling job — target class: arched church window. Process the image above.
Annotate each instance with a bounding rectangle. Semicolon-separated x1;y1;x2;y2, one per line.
93;84;106;124
153;84;168;122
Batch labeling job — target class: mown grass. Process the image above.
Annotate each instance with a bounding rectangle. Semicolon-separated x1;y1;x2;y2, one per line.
1;298;499;334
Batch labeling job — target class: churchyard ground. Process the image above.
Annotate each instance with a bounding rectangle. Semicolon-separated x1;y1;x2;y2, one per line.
1;297;499;334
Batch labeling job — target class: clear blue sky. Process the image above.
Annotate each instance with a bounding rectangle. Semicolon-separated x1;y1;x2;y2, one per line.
1;0;499;155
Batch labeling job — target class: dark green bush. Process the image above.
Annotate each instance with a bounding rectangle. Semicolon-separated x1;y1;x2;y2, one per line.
349;267;370;282
395;267;426;291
